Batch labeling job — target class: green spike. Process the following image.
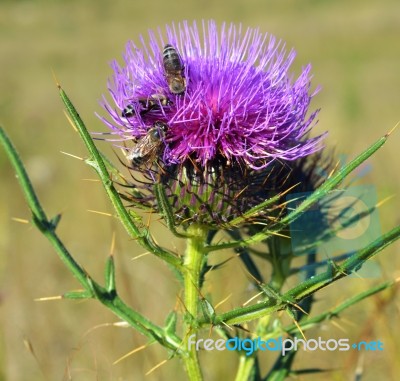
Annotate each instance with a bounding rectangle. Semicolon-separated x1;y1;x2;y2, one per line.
200;297;216;325
164;311;178;334
49;213;62;230
105;255;116;293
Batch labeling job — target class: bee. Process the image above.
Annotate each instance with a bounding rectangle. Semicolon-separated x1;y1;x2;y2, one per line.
127;121;168;167
122;94;172;118
162;44;186;95
121;104;135;118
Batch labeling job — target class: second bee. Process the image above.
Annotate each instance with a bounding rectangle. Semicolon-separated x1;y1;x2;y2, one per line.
162;44;186;95
127;121;168;167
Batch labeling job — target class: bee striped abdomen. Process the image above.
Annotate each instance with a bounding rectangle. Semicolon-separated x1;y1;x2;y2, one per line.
122;94;172;118
162;44;186;95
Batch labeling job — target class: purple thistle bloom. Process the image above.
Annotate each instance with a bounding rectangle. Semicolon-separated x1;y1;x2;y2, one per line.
99;20;328;228
100;20;325;171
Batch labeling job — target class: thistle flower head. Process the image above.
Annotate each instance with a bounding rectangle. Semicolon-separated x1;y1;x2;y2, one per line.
100;20;327;228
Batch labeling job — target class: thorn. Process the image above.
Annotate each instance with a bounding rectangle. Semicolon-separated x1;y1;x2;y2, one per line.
241;265;263;286
84;322;116;335
293;318;306;341
187;155;200;174
330;319;347;333
206;256;235;274
214;293;233;310
51;68;61;89
174;293;182;311
23;337;35;355
376;194;396;208
233;185;248;200
328;158;342;178
83;321;131;338
110;232;116;256
175;293;190;314
253;228;290;240
290;301;308;316
60;151;85;161
276;197;299;210
340;316;357;328
63;110;78;132
385;120;399;137
354;352;365;380
208;323;213;338
82;178;101;182
145;208;153;229
11;217;29;224
221;321;234;331
131;252;150;261
34;295;63;301
242;291;263;306
151;234;161;246
350;271;364;280
87;209;113;217
145;359;168;375
23;336;46;378
113;344;147;365
113;321;130;328
327;258;349;278
281;182;302;196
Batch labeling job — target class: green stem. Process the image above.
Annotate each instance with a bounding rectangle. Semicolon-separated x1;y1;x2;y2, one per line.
182;224;207;381
0;126;88;286
0;126;183;353
283;279;397;335
58;85;182;269
269;236;287;290
235;355;256;381
92;285;183;352
198;225;400;327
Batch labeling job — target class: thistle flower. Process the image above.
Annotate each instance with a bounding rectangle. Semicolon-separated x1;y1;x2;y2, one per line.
100;20;327;228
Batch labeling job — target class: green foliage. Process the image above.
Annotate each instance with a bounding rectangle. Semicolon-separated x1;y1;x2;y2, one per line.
1;87;399;380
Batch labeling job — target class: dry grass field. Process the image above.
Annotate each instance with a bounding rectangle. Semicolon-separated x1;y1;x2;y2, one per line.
1;0;400;380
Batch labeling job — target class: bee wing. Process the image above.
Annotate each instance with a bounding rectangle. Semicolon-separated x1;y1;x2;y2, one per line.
127;134;153;161
127;130;164;164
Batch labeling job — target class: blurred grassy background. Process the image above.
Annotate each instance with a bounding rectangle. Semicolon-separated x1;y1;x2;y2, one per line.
1;0;399;380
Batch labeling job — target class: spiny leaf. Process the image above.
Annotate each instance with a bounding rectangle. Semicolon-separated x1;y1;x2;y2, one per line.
154;183;190;238
206;130;392;253
58;85;182;269
200;225;400;326
105;255;116;293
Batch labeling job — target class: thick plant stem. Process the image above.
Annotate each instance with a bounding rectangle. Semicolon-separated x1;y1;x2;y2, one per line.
182;224;208;381
235;355;256;381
